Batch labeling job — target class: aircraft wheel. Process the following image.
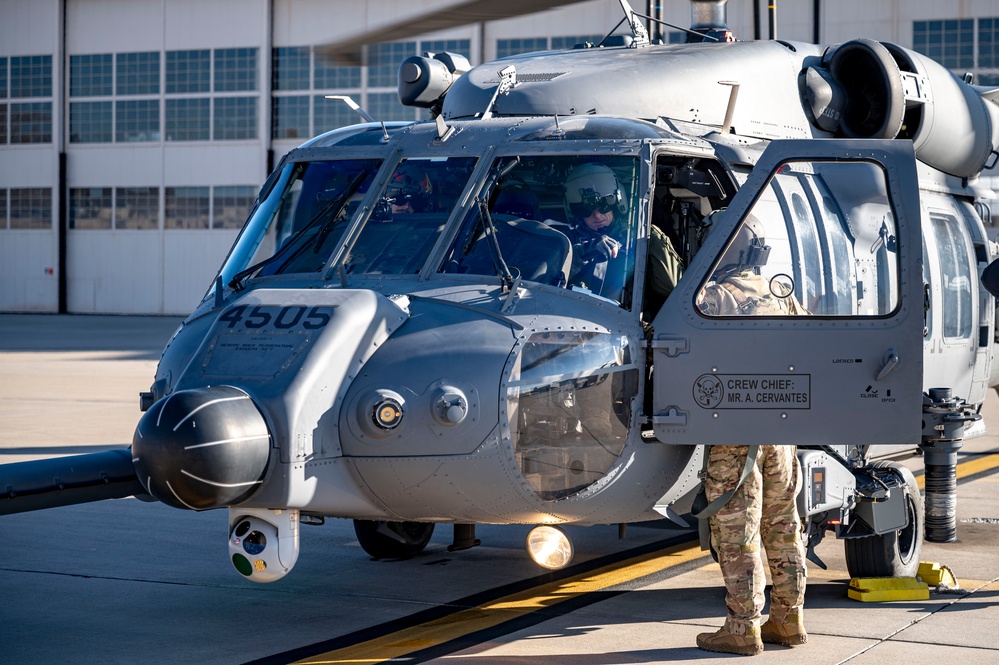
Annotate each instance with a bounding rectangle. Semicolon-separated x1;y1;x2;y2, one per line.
353;519;435;560
844;463;923;578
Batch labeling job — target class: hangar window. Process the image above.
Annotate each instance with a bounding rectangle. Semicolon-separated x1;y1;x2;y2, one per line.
116;99;159;142
9;188;51;229
214;96;257;140
69;188;112;230
165;98;209;141
115;187;159;230
214;48;258;92
166;50;210;94
70;101;112;143
314;56;360;90
368;92;422;122
165;187;210;230
1;56;52;144
497;38;549;58
70;54;112;97
116;51;159;96
213;186;257;230
68;47;260;144
272;47;310;91
11;55;52;98
10;101;52;144
272;96;310;140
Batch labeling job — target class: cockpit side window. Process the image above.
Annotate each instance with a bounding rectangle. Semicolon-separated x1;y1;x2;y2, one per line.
342;156;478;275
696;160;899;318
439;154;641;309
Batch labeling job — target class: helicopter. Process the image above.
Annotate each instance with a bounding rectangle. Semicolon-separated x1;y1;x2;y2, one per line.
3;0;998;584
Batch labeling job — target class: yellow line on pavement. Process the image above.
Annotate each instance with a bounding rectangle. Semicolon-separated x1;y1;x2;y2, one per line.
298;452;999;664
295;540;706;664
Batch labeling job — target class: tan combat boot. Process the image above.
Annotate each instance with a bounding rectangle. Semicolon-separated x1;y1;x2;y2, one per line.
696;626;764;656
761;609;807;647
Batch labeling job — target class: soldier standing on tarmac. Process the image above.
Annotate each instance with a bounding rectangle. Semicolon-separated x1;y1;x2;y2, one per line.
696;445;808;655
694;214;809;656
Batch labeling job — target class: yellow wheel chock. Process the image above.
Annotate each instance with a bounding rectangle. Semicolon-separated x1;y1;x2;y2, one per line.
917;561;959;589
848;562;960;602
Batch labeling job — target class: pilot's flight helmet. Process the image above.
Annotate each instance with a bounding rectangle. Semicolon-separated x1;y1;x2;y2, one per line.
719;213;771;271
563;163;627;222
384;162;433;212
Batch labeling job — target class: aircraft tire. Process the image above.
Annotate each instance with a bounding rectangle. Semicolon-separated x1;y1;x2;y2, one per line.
843;463;923;578
353;519;435;560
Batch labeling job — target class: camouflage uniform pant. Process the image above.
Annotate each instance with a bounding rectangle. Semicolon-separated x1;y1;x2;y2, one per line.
705;444;807;635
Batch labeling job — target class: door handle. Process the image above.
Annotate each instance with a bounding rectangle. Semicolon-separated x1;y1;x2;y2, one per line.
876;349;899;381
923;283;930;337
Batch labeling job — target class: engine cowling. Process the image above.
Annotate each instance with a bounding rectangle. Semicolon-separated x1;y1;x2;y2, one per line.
801;38;999;178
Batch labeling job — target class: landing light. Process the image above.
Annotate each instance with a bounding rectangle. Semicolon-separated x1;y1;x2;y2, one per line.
526;525;573;569
373;397;404;429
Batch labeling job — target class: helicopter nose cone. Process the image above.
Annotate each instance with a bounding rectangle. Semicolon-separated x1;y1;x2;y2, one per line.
132;386;271;510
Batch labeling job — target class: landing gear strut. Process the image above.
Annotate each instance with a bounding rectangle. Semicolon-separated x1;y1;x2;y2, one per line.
353;519;435;559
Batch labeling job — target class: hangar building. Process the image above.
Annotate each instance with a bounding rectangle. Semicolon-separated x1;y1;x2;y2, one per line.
1;0;997;313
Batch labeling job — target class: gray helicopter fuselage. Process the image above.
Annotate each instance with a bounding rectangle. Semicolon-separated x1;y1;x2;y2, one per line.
148;117;715;527
7;33;995;583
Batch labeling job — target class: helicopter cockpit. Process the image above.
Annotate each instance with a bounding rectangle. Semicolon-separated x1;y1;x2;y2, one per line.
442;154;641;306
215;117;687;312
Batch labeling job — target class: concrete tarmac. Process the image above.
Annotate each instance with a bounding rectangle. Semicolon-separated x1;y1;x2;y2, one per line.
1;314;997;664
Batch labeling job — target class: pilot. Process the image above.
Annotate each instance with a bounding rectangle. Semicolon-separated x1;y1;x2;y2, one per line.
694;214;808;656
381;162;433;216
555;164;631;299
696;214;809;316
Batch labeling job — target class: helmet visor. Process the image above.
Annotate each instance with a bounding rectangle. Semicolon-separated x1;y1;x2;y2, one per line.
571;191;622;219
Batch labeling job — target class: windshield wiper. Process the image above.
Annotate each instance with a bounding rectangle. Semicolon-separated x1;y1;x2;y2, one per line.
476;198;515;293
229;171;367;291
461;157;520;258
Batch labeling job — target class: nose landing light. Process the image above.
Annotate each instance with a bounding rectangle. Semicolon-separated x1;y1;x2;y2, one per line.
526;525;574;570
373;397;404;429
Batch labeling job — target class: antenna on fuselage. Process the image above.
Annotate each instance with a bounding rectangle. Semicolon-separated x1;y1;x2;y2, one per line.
617;0;650;46
324;95;390;141
481;65;518;120
718;80;740;133
622;0;728;44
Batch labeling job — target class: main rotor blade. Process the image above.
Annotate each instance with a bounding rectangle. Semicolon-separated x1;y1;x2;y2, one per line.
316;0;587;66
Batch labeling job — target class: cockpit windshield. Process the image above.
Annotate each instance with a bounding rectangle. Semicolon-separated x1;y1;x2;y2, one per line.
220;158;382;289
215;147;642;305
440;154;641;308
340;156;478;275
